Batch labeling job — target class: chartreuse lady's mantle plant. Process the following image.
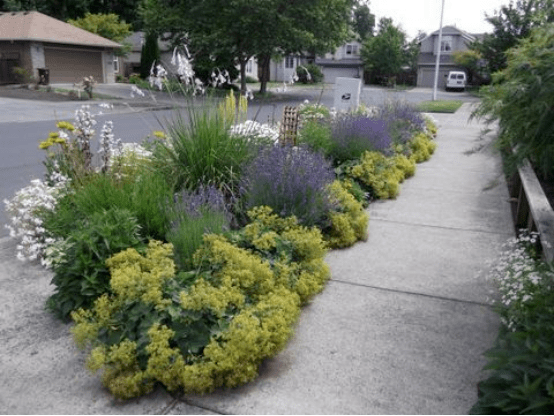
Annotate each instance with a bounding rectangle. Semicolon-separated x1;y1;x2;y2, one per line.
471;231;554;414
71;207;329;399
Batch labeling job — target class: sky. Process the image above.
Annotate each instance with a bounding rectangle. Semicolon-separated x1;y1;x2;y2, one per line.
369;0;510;39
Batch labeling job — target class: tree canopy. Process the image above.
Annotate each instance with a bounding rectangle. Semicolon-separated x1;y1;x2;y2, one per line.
1;0;143;28
472;23;554;177
361;17;412;84
68;12;132;55
352;1;375;40
140;0;354;93
470;0;554;75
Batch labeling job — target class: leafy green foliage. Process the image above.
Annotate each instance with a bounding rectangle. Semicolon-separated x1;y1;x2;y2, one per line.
361;17;410;83
140;0;353;93
44;170;173;241
47;207;144;320
352;2;375;40
68;13;132;56
296;63;324;84
71;207;330;398
471;23;554;177
471;233;554;414
469;0;554;76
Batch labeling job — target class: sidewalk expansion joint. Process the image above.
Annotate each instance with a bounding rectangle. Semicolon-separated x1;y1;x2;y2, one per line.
370;216;514;236
329;278;494;308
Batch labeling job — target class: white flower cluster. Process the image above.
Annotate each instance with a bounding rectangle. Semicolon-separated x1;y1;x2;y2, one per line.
98;121;123;173
485;231;554;330
74;105;97;141
4;178;69;262
229;120;280;144
149;62;168;91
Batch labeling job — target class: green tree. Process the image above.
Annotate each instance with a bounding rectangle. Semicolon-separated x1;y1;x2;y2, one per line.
140;31;159;79
471;23;554;177
470;0;554;75
68;12;132;55
2;0;90;20
352;1;375;40
140;0;353;94
361;17;408;85
452;49;486;85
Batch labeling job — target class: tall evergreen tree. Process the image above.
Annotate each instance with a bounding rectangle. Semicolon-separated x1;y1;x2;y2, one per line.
140;31;159;79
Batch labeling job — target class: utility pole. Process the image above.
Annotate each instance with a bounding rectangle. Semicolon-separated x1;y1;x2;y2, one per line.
432;0;446;101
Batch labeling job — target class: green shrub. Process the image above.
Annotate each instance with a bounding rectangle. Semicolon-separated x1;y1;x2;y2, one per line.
296;63;324;84
346;151;403;200
470;232;554;414
47;207;144;320
409;132;437;163
71;207;329;398
324;180;369;248
471;24;554;177
297;119;334;156
44;170;172;241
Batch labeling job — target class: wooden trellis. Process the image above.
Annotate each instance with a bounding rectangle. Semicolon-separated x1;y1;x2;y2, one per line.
279;106;299;146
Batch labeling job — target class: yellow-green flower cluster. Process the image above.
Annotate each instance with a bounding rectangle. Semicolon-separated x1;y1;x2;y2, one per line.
349;151;402;199
409;132;437;163
326;180;369;248
71;207;332;399
39;131;67;150
106;240;175;309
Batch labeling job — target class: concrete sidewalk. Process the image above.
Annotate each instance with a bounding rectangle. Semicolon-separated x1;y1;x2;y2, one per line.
0;103;513;414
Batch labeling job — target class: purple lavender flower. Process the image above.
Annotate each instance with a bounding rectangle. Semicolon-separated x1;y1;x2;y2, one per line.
241;145;336;227
173;185;230;220
330;114;392;163
379;101;425;144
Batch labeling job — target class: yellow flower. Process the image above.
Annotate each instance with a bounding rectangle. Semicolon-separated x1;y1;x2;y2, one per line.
152;130;166;139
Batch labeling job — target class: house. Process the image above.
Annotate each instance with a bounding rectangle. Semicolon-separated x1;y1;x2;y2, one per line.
315;41;363;84
416;25;478;88
0;11;121;85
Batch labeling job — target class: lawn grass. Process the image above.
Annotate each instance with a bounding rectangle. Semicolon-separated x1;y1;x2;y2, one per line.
415;100;463;113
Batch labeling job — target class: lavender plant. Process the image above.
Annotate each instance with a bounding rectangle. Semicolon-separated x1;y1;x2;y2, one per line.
329;114;392;164
167;186;231;270
378;100;425;145
240;145;336;227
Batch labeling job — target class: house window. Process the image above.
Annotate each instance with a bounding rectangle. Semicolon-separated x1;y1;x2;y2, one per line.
246;58;253;74
113;56;119;73
285;55;295;69
440;36;453;53
345;44;358;55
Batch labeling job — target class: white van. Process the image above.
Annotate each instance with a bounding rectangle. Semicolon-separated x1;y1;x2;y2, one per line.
445;71;467;91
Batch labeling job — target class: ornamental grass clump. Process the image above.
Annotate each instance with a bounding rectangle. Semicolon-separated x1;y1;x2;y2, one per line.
167;186;231;270
329;114;392;164
153;105;257;197
240;145;336;228
470;231;554;414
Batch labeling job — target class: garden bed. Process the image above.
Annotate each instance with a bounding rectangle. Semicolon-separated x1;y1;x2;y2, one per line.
4;94;438;400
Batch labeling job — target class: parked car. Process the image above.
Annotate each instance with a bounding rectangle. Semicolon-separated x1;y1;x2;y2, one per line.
445;71;466;91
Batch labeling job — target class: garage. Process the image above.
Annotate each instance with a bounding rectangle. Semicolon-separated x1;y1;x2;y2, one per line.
321;66;363;84
44;46;103;84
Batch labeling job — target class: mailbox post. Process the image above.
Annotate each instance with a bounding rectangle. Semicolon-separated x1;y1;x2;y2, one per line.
333;77;361;112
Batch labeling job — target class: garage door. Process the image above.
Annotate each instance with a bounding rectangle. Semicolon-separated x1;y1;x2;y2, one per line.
44;47;103;84
322;67;361;84
418;67;452;88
